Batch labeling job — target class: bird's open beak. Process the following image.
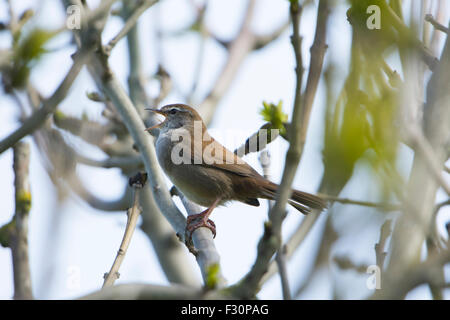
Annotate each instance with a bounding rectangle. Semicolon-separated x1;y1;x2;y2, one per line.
145;108;167;131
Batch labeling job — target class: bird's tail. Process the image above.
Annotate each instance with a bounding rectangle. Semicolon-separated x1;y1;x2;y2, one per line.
259;180;327;215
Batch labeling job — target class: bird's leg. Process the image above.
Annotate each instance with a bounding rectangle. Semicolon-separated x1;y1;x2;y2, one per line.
185;198;221;251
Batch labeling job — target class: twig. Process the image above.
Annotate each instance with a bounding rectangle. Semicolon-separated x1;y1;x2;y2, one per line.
102;172;146;288
333;256;368;273
275;245;291;300
76;153;143;171
0;48;92;155
382;2;439;71
198;0;257;124
103;0;158;55
198;0;288;125
444;165;450;175
375;220;392;270
425;14;449;34
407;128;450;197
318;194;401;211
372;246;450;299
259;150;291;299
435;198;450;213
253;20;290;50
71;175;132;212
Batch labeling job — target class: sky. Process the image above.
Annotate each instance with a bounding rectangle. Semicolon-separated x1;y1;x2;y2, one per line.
0;0;449;300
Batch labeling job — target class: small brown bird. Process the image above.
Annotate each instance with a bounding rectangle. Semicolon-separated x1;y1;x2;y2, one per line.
146;104;326;241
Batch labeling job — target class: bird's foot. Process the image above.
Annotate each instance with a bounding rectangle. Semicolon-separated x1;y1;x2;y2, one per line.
184;211;216;254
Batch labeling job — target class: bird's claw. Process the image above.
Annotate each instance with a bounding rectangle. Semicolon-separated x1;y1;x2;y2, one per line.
184;213;217;254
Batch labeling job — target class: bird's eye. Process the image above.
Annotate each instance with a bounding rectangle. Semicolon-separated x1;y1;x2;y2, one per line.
169;109;177;115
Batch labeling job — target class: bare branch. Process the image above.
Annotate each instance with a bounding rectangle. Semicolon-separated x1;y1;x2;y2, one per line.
80;283;225;300
231;0;330;299
318;194;401;211
425;14;449;34
259;150;291;300
103;0;158;55
102;173;146;288
0;49;93;155
11;142;33;299
375;220;392;270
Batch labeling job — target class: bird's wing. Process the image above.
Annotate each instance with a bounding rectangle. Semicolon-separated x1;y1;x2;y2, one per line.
192;138;262;178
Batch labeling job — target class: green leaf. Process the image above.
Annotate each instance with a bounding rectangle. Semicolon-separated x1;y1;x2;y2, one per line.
10;28;58;88
259;101;288;136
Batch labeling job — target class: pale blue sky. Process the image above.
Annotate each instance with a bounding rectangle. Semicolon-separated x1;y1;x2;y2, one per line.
0;0;449;299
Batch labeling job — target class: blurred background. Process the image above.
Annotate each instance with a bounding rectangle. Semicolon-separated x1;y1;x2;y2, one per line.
0;0;449;299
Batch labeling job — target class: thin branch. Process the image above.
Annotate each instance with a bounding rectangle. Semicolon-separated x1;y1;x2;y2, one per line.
275;245;291;300
0;48;92;155
253;20;290;50
444;165;450;175
103;0;158;55
198;0;257;124
76;153;143;171
11;142;33;299
407;128;450;197
71;175;132;212
231;0;329;299
102;173;146;288
259;150;291;300
425;14;449;34
375;220;392;270
318;194;401;211
382;2;439;71
372;246;450;299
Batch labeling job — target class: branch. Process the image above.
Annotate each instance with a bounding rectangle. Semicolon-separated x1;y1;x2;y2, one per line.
372;246;450;299
318;194;401;211
80;283;225;300
103;0;158;55
425;14;449;34
198;0;288;125
10;142;33;299
102;173;146;288
230;0;329;299
259;150;291;300
0;48;92;155
407;128;450;196
139;187;200;286
375;220;392;270
198;0;257;124
174;191;226;289
382;19;450;299
383;2;439;71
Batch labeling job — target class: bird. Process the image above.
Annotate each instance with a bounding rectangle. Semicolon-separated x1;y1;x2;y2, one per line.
145;103;326;243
